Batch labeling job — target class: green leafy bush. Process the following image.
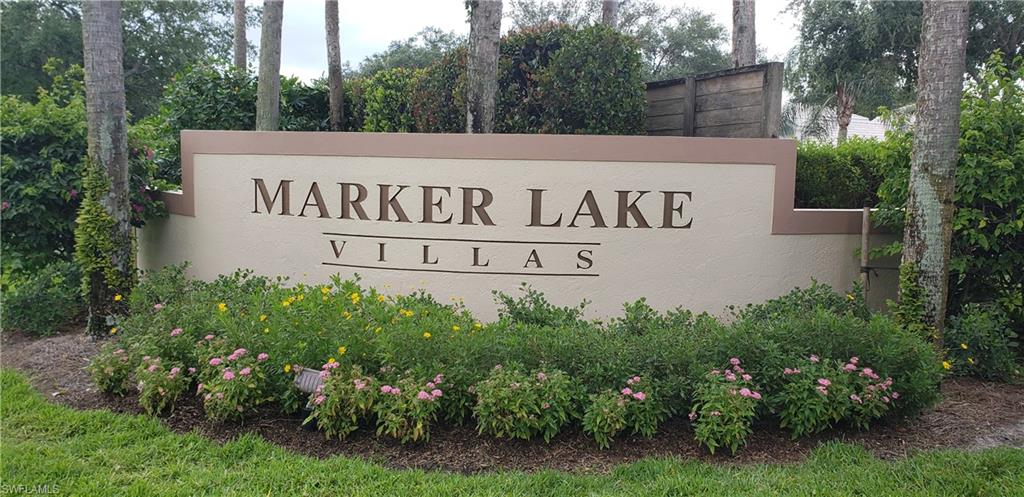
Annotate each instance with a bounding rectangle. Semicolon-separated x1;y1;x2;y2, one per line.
582;375;668;448
198;346;273;423
495;23;645;135
305;364;377;439
540;24;645;134
410;47;466;133
496;23;573;133
945;304;1021;381
689;359;763;454
362;67;419;132
774;355;894;438
730;281;870;323
493;284;588;328
1;61;165;272
88;343;135;395
795;138;883;208
875;54;1024;332
148;63;365;182
135;356;190;415
473;365;578;442
373;373;445;443
0;260;84;335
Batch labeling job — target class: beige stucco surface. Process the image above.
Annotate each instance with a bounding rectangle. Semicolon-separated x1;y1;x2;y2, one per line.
139;153;895;319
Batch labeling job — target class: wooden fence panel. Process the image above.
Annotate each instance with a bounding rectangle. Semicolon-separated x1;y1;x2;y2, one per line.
644;62;783;139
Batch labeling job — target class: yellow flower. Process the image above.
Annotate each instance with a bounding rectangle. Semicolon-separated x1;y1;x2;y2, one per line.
217;303;227;312
374;327;382;333
960;343;968;350
377;295;386;303
349;292;361;305
452;325;460;332
342;311;352;320
968;357;975;364
474;322;482;330
109;327;118;335
328;357;336;364
113;294;123;302
296;294;304;301
259;314;268;322
263;327;270;334
282;299;291;307
943;361;952;370
321;286;330;295
423;331;432;339
338;346;347;356
845;293;854;301
404;310;414;318
284;364;292;373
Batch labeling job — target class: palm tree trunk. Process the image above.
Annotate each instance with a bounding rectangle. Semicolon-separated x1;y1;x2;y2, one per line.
835;82;854;143
81;0;131;334
325;0;344;131
233;0;247;69
731;0;756;68
601;1;619;28
900;0;969;338
466;0;502;134
256;0;284;131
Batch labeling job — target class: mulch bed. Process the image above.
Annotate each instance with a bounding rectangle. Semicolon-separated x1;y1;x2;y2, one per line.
3;328;1023;474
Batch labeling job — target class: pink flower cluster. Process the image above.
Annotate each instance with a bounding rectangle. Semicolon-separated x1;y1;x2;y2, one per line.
783;367;802;375
227;348;247;361
619;375;647;401
352;378;368;391
816;377;832;395
170;327;183;337
380;385;402;395
717;358;763;401
319;360;342;379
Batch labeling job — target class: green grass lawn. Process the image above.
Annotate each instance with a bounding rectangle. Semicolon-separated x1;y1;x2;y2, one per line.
1;369;1022;497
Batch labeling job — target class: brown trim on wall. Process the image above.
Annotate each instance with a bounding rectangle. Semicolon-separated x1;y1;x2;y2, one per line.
157;130;864;235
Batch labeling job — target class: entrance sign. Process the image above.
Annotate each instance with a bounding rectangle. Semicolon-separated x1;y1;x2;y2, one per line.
141;131;894;318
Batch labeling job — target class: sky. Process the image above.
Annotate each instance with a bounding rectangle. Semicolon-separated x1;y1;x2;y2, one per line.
245;0;801;82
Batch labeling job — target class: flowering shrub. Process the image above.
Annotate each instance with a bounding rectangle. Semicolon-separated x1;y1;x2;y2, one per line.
135;356;190;415
304;364;377;439
373;373;444;443
582;375;668;449
775;355;898;437
473;365;578;442
197;347;272;422
689;358;763;454
101;267;944;452
88;343;135;395
944;304;1021;382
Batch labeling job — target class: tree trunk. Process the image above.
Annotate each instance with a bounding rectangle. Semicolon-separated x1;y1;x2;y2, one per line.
731;0;756;68
325;0;344;131
835;82;854;143
900;0;969;338
466;0;502;134
256;0;284;131
233;0;247;69
601;1;619;28
81;0;131;334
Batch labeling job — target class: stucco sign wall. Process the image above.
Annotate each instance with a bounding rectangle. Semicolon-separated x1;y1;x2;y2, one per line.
140;131;894;319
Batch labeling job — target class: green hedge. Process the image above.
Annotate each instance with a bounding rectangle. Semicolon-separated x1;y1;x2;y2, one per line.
363;67;419;132
794;138;884;209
